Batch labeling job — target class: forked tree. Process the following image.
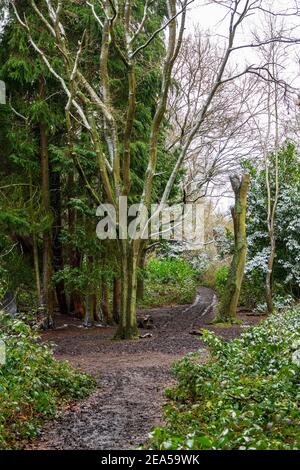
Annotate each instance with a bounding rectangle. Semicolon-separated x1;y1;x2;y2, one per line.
10;0;299;337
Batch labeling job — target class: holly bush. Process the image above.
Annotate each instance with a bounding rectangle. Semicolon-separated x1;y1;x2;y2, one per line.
150;305;300;450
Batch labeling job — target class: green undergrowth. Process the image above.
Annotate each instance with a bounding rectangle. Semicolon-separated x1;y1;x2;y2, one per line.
0;313;95;449
139;257;198;308
150;305;300;450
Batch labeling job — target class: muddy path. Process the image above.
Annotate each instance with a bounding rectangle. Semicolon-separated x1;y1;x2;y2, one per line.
26;288;261;450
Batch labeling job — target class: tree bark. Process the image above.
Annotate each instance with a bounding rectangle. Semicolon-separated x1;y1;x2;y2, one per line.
137;250;146;301
67;172;85;318
84;294;95;327
113;277;121;324
101;278;112;325
40;116;54;328
264;44;280;314
115;241;139;339
29;173;42;310
266;230;276;313
217;174;250;322
70;248;84;319
51;169;68;314
32;232;42;309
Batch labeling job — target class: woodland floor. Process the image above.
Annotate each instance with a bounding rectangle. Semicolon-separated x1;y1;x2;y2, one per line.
25;287;263;450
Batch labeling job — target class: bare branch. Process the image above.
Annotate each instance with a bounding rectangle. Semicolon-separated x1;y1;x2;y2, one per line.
131;0;195;59
86;1;104;28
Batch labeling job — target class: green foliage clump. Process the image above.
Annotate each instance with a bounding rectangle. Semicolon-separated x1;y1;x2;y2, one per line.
147;258;196;284
215;265;269;311
0;313;95;449
140;257;198;307
215;266;230;297
150;305;300;450
246;142;300;305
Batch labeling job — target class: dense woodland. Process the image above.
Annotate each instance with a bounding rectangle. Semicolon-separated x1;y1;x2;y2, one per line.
0;0;300;453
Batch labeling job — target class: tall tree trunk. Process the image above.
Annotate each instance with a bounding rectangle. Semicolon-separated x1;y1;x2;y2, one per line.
32;232;42;309
41;232;53;327
217;174;250;322
67;173;84;318
264;46;280;314
84;294;95;327
51;170;68;314
137;250;146;302
92;293;100;322
70;248;84;318
29;173;42;310
113;277;121;324
266;229;276;313
115;241;139;339
84;256;98;326
39;107;54;327
101;277;112;325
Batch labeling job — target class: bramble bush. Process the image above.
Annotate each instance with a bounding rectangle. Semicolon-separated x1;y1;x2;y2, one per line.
149;305;300;450
0;313;95;449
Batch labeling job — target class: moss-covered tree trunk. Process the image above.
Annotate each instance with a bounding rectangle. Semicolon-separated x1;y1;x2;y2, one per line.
137;250;146;301
115;240;139;339
218;173;250;322
84;294;95;328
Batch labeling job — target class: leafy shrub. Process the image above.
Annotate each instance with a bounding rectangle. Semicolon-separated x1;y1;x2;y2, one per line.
215;266;229;296
188;252;216;277
239;270;265;309
216;266;295;312
0;313;95;449
213;226;234;259
255;294;295;314
246;142;300;300
140;257;198;307
150;305;300;450
147;258;196;284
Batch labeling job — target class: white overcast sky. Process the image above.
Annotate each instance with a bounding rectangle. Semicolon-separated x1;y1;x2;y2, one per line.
185;0;300;86
184;0;300;212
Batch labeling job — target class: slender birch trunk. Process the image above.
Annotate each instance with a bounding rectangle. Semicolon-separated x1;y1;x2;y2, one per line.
265;49;280;314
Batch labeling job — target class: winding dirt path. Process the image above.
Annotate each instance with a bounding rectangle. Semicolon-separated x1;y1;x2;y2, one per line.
26;288;259;450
